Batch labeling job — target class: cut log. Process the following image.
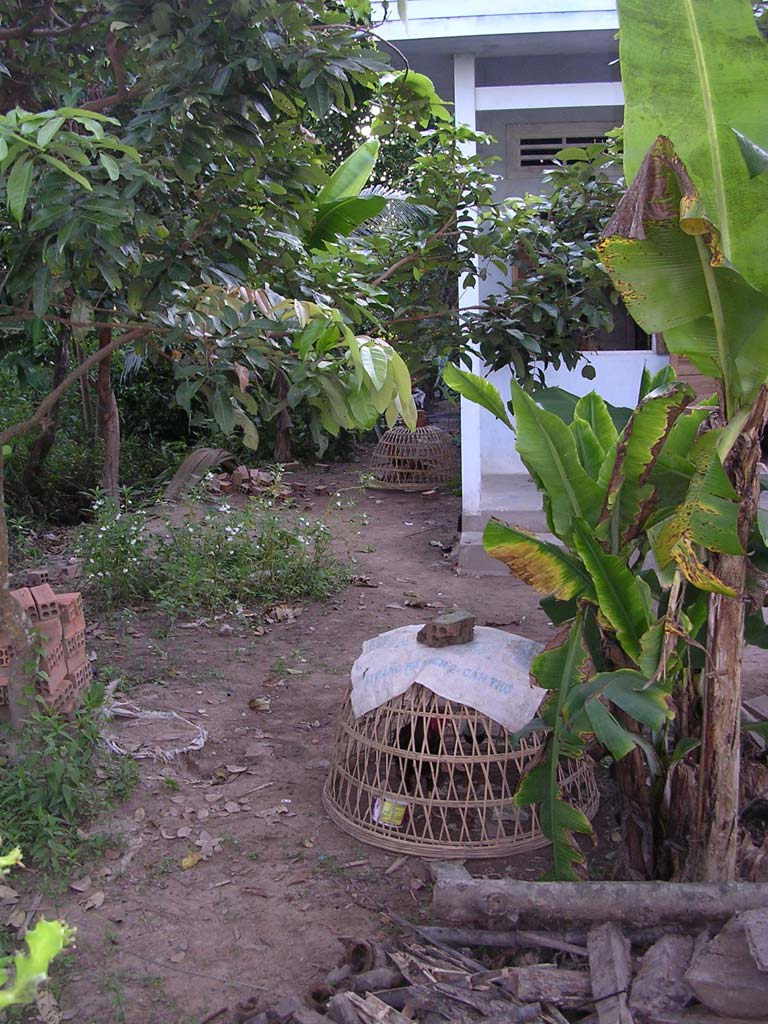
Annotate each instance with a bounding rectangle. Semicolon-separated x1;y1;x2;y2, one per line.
628;934;694;1019
405;924;587;956
648;1013;767;1024
344;992;415;1024
587;923;633;1024
430;862;768;929
501;964;591;1008
742;908;768;971
326;993;363;1024
686;912;768;1019
348;968;405;994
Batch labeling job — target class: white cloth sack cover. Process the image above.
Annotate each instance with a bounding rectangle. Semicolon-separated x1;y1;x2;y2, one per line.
350;624;546;732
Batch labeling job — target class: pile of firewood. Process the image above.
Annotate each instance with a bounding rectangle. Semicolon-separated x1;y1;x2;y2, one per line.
226;867;768;1024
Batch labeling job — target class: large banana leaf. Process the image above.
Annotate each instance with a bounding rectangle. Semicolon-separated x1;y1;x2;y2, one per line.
596;381;694;548
573;392;618;451
572;518;652;664
651;430;743;595
316;139;380;206
306;195;387;250
599;136;768;414
511;380;604;541
618;0;768;295
515;615;593;881
442;363;512;428
483;518;594;601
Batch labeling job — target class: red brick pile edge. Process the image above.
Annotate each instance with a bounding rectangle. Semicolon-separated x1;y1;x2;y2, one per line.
0;585;92;714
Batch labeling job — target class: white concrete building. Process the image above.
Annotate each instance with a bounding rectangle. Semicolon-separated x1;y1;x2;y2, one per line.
373;1;671;570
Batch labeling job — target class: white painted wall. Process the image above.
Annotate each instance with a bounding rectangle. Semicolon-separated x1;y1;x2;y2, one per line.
475;352;671;483
371;1;618;40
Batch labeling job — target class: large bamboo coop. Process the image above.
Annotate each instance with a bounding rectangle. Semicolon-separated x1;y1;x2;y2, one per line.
370;425;459;492
323;682;599;859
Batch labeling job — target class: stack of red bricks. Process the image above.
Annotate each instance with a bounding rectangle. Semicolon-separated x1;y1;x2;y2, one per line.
212;465;300;500
0;585;92;714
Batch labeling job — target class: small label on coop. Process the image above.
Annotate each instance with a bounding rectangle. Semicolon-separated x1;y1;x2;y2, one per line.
372;797;409;828
351;625;546;732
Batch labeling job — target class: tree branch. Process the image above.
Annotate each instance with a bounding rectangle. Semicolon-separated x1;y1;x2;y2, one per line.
0;327;149;447
0;10;101;41
370;214;457;286
79;82;145;113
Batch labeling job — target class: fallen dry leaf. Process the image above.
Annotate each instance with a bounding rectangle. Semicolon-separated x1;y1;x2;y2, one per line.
35;984;61;1024
266;604;303;623
68;878;91;894
6;907;25;932
248;697;271;712
0;884;19;903
84;891;105;911
351;575;379;588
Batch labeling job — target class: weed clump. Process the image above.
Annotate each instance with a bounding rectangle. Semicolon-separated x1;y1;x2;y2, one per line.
0;683;137;869
77;491;349;616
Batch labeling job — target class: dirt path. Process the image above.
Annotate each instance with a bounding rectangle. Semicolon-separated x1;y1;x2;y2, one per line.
17;459;768;1023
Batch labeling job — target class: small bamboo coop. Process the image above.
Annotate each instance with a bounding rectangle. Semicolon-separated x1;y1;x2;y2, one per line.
370;425;459;491
323;683;599;859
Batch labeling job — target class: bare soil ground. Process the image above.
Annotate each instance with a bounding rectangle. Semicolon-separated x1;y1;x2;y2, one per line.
10;457;768;1024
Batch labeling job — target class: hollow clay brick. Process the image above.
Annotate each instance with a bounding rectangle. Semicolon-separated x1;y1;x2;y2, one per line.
69;661;93;693
35;617;63;644
62;613;86;640
26;568;50;586
231;466;249;492
10;587;38;621
56;592;84;624
39;639;67;689
30;583;60;621
63;630;87;668
0;642;13;668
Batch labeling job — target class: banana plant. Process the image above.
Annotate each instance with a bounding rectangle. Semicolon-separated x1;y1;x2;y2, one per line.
447;362;710;878
305;140;387;250
597;0;768;880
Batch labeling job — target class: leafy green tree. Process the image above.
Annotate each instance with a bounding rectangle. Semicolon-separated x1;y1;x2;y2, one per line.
0;1;422;730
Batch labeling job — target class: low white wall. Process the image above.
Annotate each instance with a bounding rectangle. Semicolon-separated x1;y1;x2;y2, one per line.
473;352;671;487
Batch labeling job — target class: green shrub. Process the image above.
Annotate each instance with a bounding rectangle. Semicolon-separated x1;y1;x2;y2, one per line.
76;496;156;607
77;492;349;616
0;684;138;869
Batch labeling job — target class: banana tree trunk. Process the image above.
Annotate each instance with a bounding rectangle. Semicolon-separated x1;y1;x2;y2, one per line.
688;387;768;881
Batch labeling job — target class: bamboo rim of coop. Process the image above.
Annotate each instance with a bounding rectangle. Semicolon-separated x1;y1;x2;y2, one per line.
370;425;459;492
323;684;599;859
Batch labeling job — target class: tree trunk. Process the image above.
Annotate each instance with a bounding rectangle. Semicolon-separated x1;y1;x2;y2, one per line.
96;327;120;500
21;330;70;495
273;368;292;464
74;340;95;441
0;449;36;733
688;386;768;881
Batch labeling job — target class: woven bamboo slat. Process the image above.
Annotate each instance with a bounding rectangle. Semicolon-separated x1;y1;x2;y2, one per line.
370;426;459;492
323;684;599;859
